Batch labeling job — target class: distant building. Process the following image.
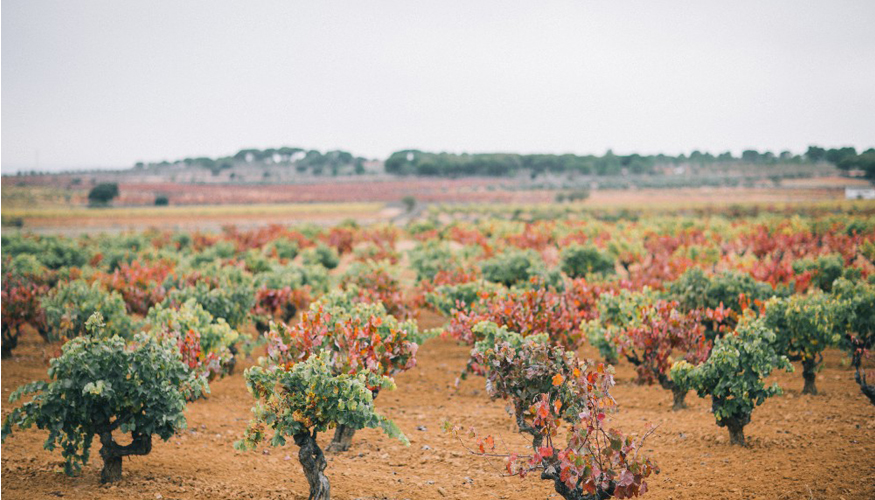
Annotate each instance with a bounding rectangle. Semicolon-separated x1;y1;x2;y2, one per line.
845;187;875;200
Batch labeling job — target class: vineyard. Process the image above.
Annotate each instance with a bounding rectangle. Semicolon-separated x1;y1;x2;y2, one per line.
2;206;875;500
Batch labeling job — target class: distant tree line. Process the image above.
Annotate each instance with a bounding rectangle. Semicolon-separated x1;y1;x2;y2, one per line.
384;148;822;177
135;147;367;176
807;146;875;180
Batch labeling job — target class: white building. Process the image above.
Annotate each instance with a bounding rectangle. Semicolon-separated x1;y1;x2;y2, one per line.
845;187;875;200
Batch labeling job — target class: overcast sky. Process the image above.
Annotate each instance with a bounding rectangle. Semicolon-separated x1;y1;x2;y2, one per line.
2;1;874;172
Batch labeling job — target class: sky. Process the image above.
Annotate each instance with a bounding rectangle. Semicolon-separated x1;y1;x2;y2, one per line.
2;1;875;172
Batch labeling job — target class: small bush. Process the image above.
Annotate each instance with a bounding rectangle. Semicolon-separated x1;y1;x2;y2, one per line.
302;243;340;270
672;317;793;445
559;244;615;278
480;249;548;288
2;313;199;483
41;280;135;342
235;353;408;498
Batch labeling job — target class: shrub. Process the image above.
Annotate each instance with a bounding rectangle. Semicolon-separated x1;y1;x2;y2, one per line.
1;273;49;357
41;280;135;342
254;263;329;295
147;299;241;397
665;268;779;339
2;234;91;270
242;249;272;273
560;244;615;278
6;254;49;280
264;237;300;260
583;289;656;364
352;242;401;264
614;300;712;410
762;293;840;395
99;260;173;315
162;268;255;329
426;280;504;316
408;242;458;282
302;243;340;269
671;317;793;445
1;313;199;483
264;299;424;451
454;323;657;499
479;249;549;288
321;226;355;255
340;261;410;319
189;240;236;267
831;278;875;404
446;287;582;351
251;286;312;333
235;353;408;499
791;254;844;292
154;195;169;206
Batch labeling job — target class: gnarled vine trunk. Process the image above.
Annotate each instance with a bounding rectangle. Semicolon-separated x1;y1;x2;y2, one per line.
226;344;239;375
670;385;688;411
855;369;875;405
714;398;749;446
514;400;544;450
1;326;19;359
98;431;152;483
327;389;378;452
294;431;330;500
717;415;748;446
801;357;818;395
725;420;745;446
542;466;613;500
327;424;356;453
658;373;687;411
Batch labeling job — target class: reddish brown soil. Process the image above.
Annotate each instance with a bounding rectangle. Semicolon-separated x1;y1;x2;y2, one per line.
2;312;874;500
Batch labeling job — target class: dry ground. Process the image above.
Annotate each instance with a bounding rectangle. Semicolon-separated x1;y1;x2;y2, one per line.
2;310;874;500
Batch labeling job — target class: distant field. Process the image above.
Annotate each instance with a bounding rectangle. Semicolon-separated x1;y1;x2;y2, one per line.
1;202;392;235
2;176;870;234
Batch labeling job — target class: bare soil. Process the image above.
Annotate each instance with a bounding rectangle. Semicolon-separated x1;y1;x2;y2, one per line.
2;311;874;500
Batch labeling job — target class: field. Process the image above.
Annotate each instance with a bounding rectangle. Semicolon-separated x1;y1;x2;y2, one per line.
2;177;869;234
2;201;874;500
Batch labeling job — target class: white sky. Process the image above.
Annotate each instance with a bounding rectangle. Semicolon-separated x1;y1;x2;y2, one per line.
2;1;874;172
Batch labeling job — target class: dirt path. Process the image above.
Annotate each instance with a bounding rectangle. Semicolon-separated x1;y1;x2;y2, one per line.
2;312;874;500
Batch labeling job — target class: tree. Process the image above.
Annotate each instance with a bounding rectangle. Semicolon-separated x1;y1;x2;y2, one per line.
837;151;875;179
1;314;199;483
88;183;119;206
154;195;169;206
805;146;826;162
671;317;793;445
825;147;857;165
235;353;408;500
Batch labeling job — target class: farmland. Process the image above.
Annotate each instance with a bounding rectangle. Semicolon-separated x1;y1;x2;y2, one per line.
2;203;875;500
